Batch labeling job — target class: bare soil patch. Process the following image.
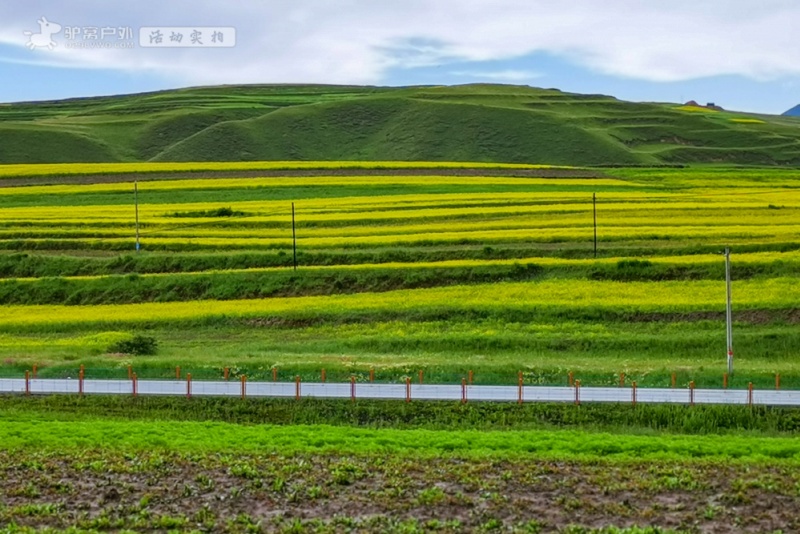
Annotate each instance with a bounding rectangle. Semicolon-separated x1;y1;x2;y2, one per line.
1;451;797;532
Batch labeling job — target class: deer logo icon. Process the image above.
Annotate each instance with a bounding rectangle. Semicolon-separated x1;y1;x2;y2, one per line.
24;17;62;50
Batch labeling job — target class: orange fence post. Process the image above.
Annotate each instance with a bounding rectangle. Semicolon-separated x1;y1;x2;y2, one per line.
272;367;278;382
619;373;625;387
468;370;474;385
517;371;523;405
671;372;676;389
295;375;301;400
405;377;411;403
25;370;30;396
461;378;467;404
748;382;754;406
418;370;424;385
723;373;728;389
350;375;356;402
224;367;229;381
32;364;37;379
568;372;574;387
369;368;375;382
321;369;326;383
776;374;781;391
132;373;138;398
241;375;247;399
632;381;637;406
574;379;581;406
176;366;181;379
79;365;85;397
186;373;192;399
689;380;695;407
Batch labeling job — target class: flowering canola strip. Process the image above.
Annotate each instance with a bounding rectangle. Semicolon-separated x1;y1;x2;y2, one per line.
0;278;797;328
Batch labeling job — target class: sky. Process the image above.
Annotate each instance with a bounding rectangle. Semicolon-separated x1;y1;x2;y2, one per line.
1;1;799;114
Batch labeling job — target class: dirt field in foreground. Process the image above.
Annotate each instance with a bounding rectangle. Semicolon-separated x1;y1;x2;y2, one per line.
0;451;796;532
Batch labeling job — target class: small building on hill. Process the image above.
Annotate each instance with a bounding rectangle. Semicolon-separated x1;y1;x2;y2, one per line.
683;100;724;111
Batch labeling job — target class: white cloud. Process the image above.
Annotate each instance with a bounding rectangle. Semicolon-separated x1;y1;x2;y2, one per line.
450;70;543;82
1;0;799;87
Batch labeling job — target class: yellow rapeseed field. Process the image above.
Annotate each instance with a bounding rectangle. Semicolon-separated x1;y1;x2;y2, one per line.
1;278;797;328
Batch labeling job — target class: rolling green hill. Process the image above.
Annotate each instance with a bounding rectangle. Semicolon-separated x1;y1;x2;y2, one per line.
2;83;800;165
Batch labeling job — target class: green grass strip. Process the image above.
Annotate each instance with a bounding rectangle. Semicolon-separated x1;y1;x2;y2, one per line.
0;415;797;462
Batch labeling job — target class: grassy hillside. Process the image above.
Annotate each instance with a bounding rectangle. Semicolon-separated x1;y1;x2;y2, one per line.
2;84;800;165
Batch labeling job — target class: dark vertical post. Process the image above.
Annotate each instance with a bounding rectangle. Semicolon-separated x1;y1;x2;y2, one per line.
725;247;733;376
134;180;140;253
593;192;597;258
292;202;297;271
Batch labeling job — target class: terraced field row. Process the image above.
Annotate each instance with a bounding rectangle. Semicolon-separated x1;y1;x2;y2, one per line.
0;183;797;255
0;163;798;388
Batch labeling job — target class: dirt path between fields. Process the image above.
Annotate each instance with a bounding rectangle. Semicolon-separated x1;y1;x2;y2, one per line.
0;167;606;187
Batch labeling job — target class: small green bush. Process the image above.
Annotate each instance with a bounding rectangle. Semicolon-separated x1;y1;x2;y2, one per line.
168;207;246;218
108;334;158;355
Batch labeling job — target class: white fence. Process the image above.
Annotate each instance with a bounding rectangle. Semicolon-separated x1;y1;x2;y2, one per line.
0;377;794;406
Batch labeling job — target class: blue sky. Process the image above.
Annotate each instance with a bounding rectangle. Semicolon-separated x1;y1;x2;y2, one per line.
1;1;799;114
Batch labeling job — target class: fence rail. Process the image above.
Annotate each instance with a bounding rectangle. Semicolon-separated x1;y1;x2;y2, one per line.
1;377;796;406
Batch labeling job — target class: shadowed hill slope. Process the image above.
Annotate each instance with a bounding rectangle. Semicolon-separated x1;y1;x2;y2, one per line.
2;83;800;165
